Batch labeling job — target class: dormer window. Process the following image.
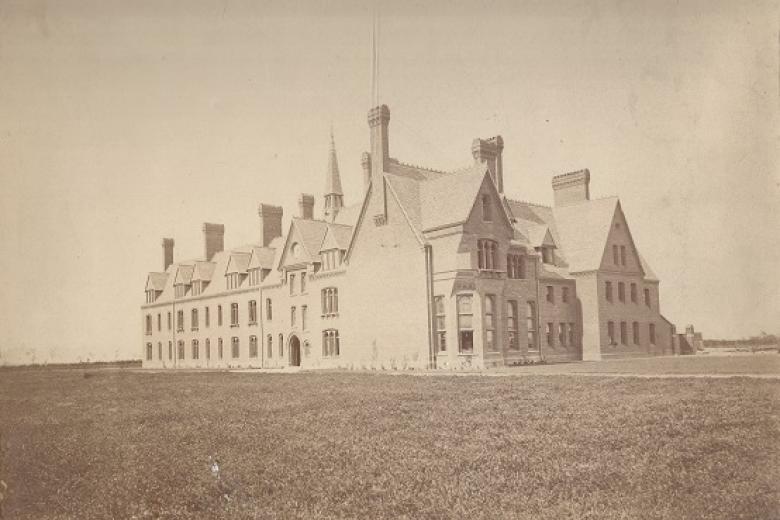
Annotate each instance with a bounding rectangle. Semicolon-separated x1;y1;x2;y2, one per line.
291;242;302;260
145;290;158;303
538;246;554;265
322;249;342;271
249;268;261;286
482;194;492;222
226;273;241;290
174;285;188;298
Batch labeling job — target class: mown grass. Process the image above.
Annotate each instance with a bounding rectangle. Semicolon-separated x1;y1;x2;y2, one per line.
499;352;780;376
1;369;778;519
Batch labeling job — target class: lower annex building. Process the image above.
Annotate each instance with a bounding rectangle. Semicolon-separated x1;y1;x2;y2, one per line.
141;105;676;370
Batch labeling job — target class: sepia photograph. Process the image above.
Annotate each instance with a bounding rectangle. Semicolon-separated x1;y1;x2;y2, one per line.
0;0;778;518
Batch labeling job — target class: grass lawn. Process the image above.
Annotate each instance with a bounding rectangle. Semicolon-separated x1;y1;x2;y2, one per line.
496;352;780;376
1;369;778;519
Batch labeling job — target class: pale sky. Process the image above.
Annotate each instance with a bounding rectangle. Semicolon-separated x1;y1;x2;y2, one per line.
0;0;777;364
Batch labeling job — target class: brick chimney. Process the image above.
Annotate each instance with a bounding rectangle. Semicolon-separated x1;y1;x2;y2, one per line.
202;223;225;261
552;169;590;206
368;105;390;219
299;193;314;219
361;152;371;193
471;136;504;193
258;203;283;247
162;238;174;271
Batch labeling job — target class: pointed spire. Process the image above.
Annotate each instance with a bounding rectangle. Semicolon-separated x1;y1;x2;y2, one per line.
324;127;343;196
323;128;344;222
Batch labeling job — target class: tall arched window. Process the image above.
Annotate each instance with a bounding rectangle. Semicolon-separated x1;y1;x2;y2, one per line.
231;337;239;358
278;333;284;357
322;287;339;316
177;340;185;360
191;308;199;330
218;338;223;359
249;336;258;358
477;240;498;270
192;339;199;359
267;335;273;358
205;338;211;359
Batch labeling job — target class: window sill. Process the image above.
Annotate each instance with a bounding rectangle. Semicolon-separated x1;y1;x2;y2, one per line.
321;313;339;318
230;324;240;328
191;328;198;332
249;322;257;326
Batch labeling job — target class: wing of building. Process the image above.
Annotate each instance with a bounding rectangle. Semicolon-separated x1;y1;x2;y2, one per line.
140;105;675;369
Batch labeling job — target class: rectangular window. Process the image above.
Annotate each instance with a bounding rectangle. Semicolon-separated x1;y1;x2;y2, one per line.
507;300;518;350
482;194;491;221
559;323;566;347
644;288;651;308
191;308;199;331
562;287;569;303
145;315;152;335
322;287;339;315
177;310;184;332
177;341;185;360
477;239;498;270
157;314;161;332
218;305;223;326
289;274;296;296
649;323;656;345
230;303;239;327
323;329;340;357
434;296;446;352
457;294;474;353
618;282;625;303
607;321;615;345
613;245;619;265
267;335;273;358
484;295;497;351
633;321;640;344
248;300;257;324
145;343;152;360
192;340;199;360
620;321;627;345
291;306;296;327
167;312;172;331
630;283;637;304
302;305;308;331
168;341;173;360
620;245;627;266
231;337;239;358
301;273;307;293
218;338;223;359
568;322;575;347
526;302;538;351
606;281;613;302
249;336;258;358
205;307;210;327
278;334;284;357
266;299;273;320
206;339;211;360
546;286;554;304
507;254;526;279
546;322;554;347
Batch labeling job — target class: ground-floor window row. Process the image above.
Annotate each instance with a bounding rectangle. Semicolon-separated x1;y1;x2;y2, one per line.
434;295;563;355
606;321;657;346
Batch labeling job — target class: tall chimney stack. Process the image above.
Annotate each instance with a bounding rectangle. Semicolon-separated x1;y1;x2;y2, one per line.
299;193;314;220
258;204;283;247
551;169;590;206
471;136;504;193
367;105;390;220
162;238;174;271
361;152;372;193
202;223;225;261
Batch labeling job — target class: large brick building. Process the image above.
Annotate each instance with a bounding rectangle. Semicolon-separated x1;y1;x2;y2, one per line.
141;105;675;369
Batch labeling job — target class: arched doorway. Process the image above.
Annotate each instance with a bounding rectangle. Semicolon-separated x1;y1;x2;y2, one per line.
289;335;301;367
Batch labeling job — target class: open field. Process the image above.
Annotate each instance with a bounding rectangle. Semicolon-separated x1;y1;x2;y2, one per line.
1;364;778;519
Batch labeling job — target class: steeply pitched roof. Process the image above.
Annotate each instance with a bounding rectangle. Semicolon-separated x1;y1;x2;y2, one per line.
639;254;659;282
386;158;449;181
419;162;491;231
145;272;168;291
248;246;276;270
191;261;216;282
324;130;343;196
333;203;361;227
320;223;353;252
225;252;251;274
291;218;329;259
552;196;619;273
174;264;195;285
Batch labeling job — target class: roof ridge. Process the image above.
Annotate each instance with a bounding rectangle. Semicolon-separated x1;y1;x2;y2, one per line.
506;197;551;209
390;158;449;175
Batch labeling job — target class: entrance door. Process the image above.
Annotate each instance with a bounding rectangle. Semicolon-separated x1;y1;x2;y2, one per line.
289;335;301;367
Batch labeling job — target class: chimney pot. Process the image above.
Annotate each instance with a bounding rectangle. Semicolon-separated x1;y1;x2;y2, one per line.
162;238;175;271
551;169;590;206
299;193;315;220
257;204;283;247
202;223;225;261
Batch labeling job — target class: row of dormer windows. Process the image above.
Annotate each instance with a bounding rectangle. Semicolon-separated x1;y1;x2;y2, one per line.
605;281;652;307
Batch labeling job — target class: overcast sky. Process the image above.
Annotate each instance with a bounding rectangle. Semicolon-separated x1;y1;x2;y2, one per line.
0;0;777;364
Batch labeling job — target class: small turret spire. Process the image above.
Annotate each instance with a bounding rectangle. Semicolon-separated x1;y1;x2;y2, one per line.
323;129;344;222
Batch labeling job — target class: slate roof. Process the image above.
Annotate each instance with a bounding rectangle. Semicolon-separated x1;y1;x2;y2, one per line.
552;197;618;273
174;264;195;285
225;252;251;274
292;218;330;259
248;246;276;270
146;272;168;291
639;254;659;282
419;162;490;231
191;261;216;281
